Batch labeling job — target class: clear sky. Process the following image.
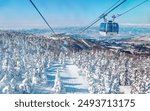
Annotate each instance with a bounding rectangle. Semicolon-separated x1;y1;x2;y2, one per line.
0;0;150;28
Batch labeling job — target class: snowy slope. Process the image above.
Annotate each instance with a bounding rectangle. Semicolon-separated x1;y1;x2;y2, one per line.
0;27;150;94
62;63;89;93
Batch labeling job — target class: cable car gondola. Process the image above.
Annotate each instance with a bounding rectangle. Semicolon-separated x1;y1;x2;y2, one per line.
79;0;148;37
99;20;119;36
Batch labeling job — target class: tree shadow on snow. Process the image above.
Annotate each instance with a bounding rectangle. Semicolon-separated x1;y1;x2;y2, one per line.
47;75;55;87
63;82;82;86
61;77;76;80
65;87;88;93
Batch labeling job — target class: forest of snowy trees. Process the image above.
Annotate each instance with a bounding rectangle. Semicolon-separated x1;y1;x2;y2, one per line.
70;50;150;94
0;31;149;94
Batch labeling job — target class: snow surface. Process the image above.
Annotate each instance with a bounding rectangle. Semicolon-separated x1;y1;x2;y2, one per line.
61;63;89;93
120;86;132;94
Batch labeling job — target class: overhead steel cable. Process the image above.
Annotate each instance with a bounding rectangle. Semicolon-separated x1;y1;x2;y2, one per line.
29;0;56;35
83;0;122;30
78;0;127;35
103;0;122;14
116;0;149;18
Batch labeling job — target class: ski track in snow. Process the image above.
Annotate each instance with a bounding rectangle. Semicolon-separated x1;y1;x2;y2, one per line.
33;60;89;94
61;63;89;93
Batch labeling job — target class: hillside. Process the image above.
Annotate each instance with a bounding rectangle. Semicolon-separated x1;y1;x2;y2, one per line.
0;30;149;94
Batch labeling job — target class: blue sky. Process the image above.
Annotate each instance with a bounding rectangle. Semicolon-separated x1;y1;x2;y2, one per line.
0;0;150;28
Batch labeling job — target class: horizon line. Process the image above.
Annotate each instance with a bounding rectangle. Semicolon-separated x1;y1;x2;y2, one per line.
0;23;150;30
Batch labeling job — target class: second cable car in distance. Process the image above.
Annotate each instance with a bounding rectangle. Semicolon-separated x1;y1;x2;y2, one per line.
99;16;119;36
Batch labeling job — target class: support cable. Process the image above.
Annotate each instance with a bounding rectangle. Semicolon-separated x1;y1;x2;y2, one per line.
115;0;149;18
29;0;56;35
